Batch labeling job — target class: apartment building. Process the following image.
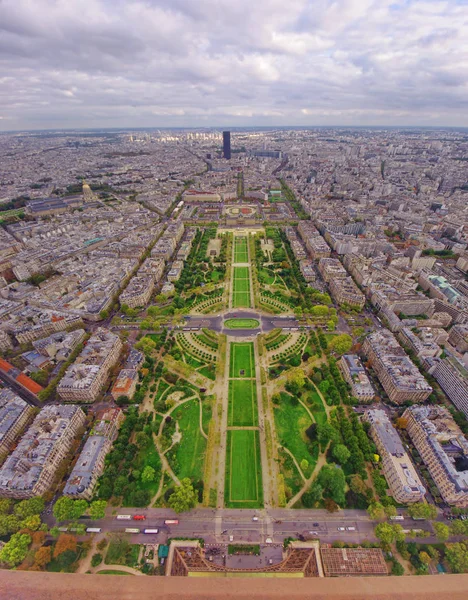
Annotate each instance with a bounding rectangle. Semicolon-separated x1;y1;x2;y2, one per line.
448;324;468;353
167;260;184;282
404;405;468;507
138;257;165;282
338;355;374;402
0;330;13;352
365;409;425;503
299;259;316;282
318;258;347;283
62;407;123;500
0;389;36;464
329;277;366;309
33;329;86;362
182;190;222;202
0;405;86;499
111;369;138;401
427;356;468;418
398;327;442;359
305;235;331;260
57;328;122;402
120;274;154;308
363;329;432;404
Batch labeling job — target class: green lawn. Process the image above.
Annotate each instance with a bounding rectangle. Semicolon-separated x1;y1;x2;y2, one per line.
308;389;328;426
224;318;259;329
168;399;207;481
234;237;249;263
228;379;258;427
225;430;263;507
97;570;134;576
232;292;251;308
229;342;255;378
258;268;275;285
232;266;251;308
274;400;318;478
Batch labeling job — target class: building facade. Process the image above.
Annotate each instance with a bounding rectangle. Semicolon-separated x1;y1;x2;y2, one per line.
365;408;425;503
404;405;468;507
363;329;432;404
0;405;86;498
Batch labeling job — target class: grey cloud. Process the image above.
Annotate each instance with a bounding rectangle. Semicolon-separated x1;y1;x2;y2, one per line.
0;0;467;129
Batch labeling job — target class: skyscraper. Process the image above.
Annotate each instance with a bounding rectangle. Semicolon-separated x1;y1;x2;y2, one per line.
223;131;231;160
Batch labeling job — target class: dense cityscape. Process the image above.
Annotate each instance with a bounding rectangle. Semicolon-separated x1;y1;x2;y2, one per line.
0;127;468;586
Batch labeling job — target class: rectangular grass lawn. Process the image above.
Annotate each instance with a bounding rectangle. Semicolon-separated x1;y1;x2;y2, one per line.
232;266;251;308
225;430;263;507
234;238;249;263
229;342;254;378
228;379;258;427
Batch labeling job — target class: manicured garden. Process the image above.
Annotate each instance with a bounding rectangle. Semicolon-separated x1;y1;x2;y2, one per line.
229;342;255;378
232;266;251;308
228;379;258;427
225;429;263;508
234;237;249;263
224;318;259;329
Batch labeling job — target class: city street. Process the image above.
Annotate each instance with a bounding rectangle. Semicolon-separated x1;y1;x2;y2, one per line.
44;507;439;547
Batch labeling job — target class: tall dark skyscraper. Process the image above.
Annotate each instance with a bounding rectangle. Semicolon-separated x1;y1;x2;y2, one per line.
223;131;231;160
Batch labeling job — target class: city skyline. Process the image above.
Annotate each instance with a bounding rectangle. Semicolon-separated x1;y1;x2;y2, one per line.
1;0;468;130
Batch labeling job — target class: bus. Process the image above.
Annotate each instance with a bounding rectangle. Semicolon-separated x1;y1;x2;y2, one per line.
86;528;102;533
143;528;159;534
116;515;132;520
124;528;140;534
133;515;146;521
390;515;404;521
164;519;179;525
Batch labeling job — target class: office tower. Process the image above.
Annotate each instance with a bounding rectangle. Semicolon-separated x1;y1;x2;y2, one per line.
223;131;231;160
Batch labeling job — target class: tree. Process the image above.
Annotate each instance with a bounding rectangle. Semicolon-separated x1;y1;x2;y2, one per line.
14;497;45;519
89;500;107;520
318;464;346;505
21;515;41;531
302;483;323;508
168;478;198;513
310;305;329;317
305;423;317;441
349;474;368;496
0;514;21;537
135;336;156;356
300;459;309;473
446;542;468;573
384;505;397;518
329;334;353;356
317;422;339;447
0;533;31;566
432;521;450;542
391;560;405;576
0;498;12;515
34;546;52;569
53;534;77;558
286;367;305;389
407;502;437;520
141;465;156;483
395;417;408;430
367;502;386;521
91;553;103;567
374;523;405;546
332;444;351;465
419;551;432;566
53;497;88;522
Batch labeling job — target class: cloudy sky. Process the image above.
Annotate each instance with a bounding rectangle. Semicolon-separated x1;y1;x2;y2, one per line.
0;0;467;130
